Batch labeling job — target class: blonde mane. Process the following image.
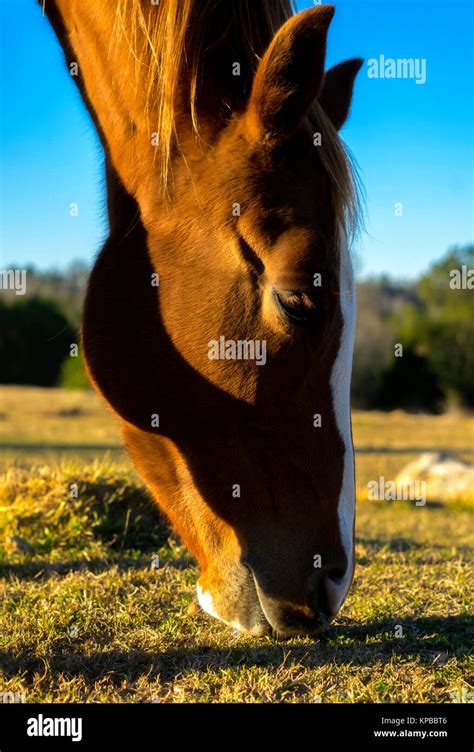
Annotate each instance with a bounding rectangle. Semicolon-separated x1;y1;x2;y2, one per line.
112;0;360;235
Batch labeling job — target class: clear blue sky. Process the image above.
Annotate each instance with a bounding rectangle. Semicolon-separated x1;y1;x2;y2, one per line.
1;0;472;278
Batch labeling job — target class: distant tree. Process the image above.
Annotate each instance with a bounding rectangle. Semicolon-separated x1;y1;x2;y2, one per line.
0;259;88;329
352;278;420;408
375;349;444;412
394;245;474;407
60;349;91;389
0;297;76;386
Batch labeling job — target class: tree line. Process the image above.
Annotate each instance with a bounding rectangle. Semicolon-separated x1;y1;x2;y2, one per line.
0;246;472;411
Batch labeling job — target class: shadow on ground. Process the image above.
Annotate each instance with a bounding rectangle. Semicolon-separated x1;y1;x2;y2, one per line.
0;615;471;688
0;555;193;579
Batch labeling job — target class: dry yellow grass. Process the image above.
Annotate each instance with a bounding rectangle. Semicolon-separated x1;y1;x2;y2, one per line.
1;385;472;483
0;387;472;703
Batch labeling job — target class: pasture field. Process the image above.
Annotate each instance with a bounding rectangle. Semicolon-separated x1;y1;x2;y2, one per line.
0;386;472;703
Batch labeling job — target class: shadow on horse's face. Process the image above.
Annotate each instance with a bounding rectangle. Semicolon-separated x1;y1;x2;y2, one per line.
122;149;356;636
119;14;360;638
44;1;362;637
121;113;358;638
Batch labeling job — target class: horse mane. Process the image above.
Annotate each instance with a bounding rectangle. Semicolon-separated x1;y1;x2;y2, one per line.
112;0;361;237
112;2;293;178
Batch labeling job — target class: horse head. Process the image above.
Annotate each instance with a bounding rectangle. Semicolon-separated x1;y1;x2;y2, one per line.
44;1;362;637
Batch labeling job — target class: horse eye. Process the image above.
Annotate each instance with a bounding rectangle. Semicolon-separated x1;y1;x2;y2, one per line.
273;289;321;326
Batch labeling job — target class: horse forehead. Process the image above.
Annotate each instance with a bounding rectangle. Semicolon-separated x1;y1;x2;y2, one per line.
242;166;332;242
272;225;329;260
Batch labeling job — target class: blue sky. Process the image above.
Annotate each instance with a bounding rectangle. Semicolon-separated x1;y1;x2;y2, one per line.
1;0;472;278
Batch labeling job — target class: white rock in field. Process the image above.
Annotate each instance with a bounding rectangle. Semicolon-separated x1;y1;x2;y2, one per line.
396;452;474;501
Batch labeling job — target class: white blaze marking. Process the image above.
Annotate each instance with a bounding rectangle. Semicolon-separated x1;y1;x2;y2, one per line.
328;230;356;614
196;583;246;633
196;583;220;620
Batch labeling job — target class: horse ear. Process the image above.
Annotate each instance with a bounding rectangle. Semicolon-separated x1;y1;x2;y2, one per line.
245;5;335;143
318;59;363;130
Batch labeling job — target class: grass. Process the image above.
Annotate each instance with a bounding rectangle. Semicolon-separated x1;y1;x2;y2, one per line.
0;386;472;703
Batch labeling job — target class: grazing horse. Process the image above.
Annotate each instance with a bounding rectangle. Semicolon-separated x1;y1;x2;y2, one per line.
42;0;362;637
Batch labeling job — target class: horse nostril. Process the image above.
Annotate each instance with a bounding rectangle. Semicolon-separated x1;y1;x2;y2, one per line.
317;577;331;617
327;567;346;583
317;567;348;617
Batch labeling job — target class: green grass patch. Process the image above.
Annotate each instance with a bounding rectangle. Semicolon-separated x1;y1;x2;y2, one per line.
0;459;472;703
